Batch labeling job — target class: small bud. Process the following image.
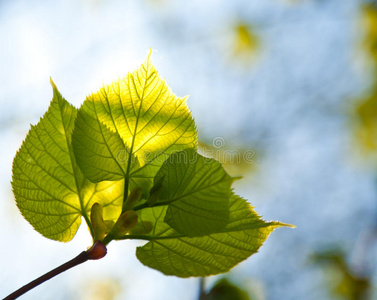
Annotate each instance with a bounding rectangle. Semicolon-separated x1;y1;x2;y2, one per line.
130;221;153;235
87;241;107;260
90;203;106;242
123;187;143;211
147;175;165;206
110;210;138;239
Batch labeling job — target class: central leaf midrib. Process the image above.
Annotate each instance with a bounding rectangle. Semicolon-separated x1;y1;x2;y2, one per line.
55;93;93;234
127;221;277;241
88;111;125;174
171;173;230;203
59;101;84;210
133;174;230;212
124;64;151;193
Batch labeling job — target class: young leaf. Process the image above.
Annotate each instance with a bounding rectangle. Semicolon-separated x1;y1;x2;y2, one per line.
72;50;197;194
11;80;123;242
151;148;234;236
123;187;143;211
91;203;107;242
132;193;291;277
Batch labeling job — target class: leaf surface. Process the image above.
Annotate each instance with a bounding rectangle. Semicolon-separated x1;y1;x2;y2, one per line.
134;194;290;277
11;80;123;242
72;50;197;193
153;149;234;236
72;109;135;182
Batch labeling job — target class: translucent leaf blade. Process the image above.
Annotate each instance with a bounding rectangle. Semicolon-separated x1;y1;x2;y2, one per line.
12;80;123;242
72;107;133;182
72;50;197;192
155;149;234;236
80;179;124;224
135;194;291;277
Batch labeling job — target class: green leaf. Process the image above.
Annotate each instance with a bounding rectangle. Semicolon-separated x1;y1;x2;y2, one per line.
152;148;234;236
72;50;197;193
12;51;290;281
11;79;123;242
133;193;291;277
72;107;135;182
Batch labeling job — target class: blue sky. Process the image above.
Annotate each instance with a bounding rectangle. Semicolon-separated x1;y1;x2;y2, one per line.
0;0;375;299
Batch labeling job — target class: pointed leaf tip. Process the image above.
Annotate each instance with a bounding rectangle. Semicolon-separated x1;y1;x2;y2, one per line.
49;77;57;90
71;50;197;192
148;48;153;57
136;193;289;277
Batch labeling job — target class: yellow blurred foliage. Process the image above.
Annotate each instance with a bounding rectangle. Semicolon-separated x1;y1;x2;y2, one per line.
355;90;377;152
234;24;258;55
311;250;371;300
362;4;377;63
354;4;377;158
80;278;121;300
232;23;259;64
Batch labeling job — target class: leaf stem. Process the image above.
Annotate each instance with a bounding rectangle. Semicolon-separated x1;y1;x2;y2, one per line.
83;212;94;238
133;199;173;211
102;233;115;245
121;177;129;214
3;241;107;300
132;202;149;211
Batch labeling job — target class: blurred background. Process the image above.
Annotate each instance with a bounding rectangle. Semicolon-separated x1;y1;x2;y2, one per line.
1;0;377;299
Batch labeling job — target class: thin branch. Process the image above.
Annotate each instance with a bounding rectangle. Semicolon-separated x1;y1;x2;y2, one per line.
3;241;107;300
198;277;206;300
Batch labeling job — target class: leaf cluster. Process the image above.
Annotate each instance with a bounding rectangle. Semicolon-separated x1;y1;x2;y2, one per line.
12;50;290;277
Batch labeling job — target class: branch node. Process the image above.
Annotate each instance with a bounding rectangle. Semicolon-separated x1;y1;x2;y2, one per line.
87;241;107;260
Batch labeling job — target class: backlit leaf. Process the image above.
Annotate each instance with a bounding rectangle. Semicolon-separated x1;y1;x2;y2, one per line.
72;50;197;194
72;108;134;182
11;50;291;280
11;80;123;242
153;148;234;236
133;193;290;277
